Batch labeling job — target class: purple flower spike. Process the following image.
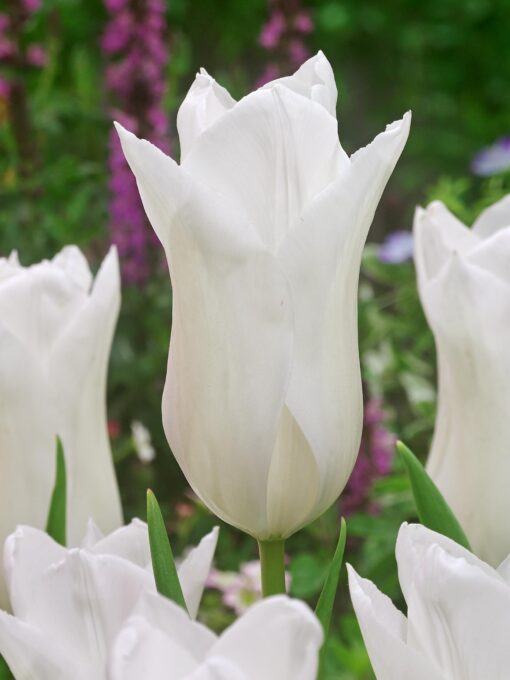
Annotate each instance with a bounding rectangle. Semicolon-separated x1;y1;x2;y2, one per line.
471;137;510;177
378;230;414;264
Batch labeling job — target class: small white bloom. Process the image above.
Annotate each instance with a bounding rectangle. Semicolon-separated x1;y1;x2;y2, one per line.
131;420;156;463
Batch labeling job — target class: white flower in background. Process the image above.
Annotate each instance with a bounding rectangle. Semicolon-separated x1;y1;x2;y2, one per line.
0;521;218;678
131;420;156;463
109;593;322;680
348;523;510;680
208;559;291;615
414;196;510;565
0;246;122;607
116;51;411;540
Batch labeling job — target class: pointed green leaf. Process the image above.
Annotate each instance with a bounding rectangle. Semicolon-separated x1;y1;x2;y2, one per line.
147;489;187;612
397;440;470;550
0;656;13;680
315;517;347;638
45;437;67;546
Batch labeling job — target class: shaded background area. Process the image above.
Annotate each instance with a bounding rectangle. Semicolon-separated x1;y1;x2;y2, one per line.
1;1;510;677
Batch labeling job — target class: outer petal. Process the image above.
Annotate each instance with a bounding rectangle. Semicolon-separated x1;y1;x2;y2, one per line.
116;124;293;538
262;51;337;117
109;616;199;680
271;113;411;534
347;565;444;680
466;224;510;285
0;611;79;680
89;518;150;568
422;255;510;564
22;549;152;674
413;201;479;289
472;194;510;237
396;524;510;678
209;596;323;680
182;85;348;252
4;526;66;619
0;325;55;608
50;247;123;545
177;69;236;161
178;526;219;618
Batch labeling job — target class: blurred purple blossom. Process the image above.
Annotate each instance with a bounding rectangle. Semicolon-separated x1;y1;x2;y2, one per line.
21;0;42;12
257;0;313;87
378;230;414;264
103;0;170;285
471;137;510;177
26;44;47;67
342;398;395;516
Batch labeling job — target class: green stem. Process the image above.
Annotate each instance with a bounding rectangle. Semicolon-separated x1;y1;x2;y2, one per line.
258;539;286;597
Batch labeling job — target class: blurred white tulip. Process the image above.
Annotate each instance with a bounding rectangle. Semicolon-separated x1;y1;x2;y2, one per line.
0;246;122;606
348;523;510;680
414;196;510;564
116;51;411;540
110;593;322;680
0;521;218;678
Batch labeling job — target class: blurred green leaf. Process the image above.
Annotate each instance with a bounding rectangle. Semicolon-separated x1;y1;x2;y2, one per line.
45;437;67;546
147;489;187;611
0;656;13;679
315;518;347;638
397;441;471;549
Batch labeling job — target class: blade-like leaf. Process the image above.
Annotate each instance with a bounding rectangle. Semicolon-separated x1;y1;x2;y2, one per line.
147;489;187;612
315;517;347;638
45;437;67;546
397;440;471;550
0;656;13;680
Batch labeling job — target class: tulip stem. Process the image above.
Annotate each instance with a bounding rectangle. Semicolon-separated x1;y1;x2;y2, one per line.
258;539;286;597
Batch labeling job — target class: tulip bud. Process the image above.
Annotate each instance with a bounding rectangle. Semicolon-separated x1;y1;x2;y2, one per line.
116;52;411;540
414;196;510;565
0;246;122;606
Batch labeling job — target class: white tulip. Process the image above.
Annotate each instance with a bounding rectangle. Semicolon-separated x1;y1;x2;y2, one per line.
0;521;218;678
115;51;411;540
109;592;323;680
0;246;122;605
414;196;510;565
348;523;510;680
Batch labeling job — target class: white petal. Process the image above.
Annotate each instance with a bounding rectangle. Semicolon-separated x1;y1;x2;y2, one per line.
347;565;444;680
132;590;216;660
186;658;247;680
89;519;150;568
209;596;323;680
50;247;123;544
81;518;104;549
422;255;510;564
51;245;93;292
262;51;337;116
109;616;199;680
4;526;66;619
396;525;510;678
275;112;411;529
472;194;510;237
0;611;79;680
116;124;294;538
178;526;219;618
0;324;55;608
177;70;236;161
182;85;348;252
23;549;152;673
466;224;510;285
413;201;479;288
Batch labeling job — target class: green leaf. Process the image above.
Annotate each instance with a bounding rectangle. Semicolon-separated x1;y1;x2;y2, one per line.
315;517;347;639
0;656;13;680
397;440;471;549
45;437;67;546
147;489;187;611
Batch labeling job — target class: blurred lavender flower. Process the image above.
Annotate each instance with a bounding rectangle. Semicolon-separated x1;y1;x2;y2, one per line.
102;0;170;285
378;230;414;264
131;419;155;463
342;399;395;516
471;137;510;177
256;0;314;87
208;561;291;616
